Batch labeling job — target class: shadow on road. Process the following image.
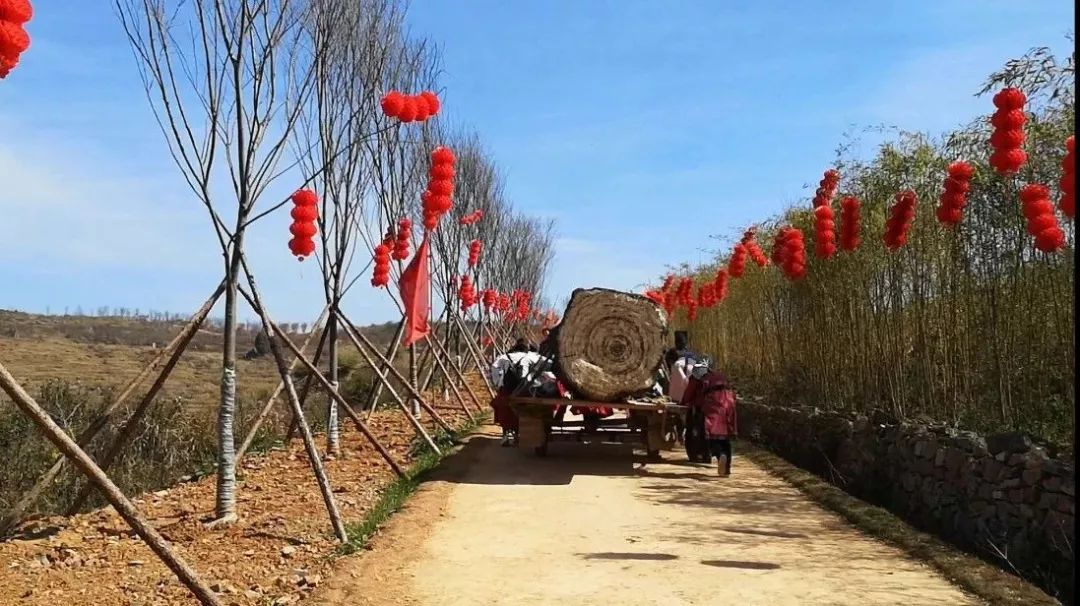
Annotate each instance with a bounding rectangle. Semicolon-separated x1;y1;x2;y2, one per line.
701;559;781;570
579;552;679;561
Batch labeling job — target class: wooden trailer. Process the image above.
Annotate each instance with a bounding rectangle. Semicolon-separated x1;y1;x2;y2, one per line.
509;396;686;460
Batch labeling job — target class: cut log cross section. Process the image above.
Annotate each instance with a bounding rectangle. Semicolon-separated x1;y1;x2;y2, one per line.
554;288;669;402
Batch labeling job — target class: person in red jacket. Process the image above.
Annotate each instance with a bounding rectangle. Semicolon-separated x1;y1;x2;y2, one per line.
680;362;737;477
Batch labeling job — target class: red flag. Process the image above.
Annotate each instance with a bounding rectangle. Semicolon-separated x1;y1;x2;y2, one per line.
398;233;431;347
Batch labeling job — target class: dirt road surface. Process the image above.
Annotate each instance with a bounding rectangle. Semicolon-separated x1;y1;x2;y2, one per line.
311;427;978;606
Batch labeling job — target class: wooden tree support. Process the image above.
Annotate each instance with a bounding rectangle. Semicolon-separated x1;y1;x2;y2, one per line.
0;362;224;606
334;311;444;454
446;307;497;397
422;327;485;414
237;275;347;542
0;282;225;536
363;318;406;412
236;306;330;464
336;310;457;433
284;327;332;443
422;334;478;422
237;286;405;478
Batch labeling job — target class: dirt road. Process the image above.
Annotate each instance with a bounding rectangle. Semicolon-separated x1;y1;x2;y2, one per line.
312;427;978;606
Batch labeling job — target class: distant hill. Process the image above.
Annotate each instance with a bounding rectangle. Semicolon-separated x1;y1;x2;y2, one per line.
0;309;405;352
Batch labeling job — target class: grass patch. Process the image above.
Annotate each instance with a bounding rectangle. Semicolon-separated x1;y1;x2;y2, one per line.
742;444;1060;606
340;415;487;555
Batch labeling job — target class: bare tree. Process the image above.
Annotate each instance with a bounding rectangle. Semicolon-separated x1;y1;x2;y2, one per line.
117;0;326;524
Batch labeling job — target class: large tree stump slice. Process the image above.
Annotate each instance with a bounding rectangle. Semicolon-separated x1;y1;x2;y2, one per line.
553;288;669;402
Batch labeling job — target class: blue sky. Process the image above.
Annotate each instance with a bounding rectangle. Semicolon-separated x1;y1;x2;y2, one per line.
0;1;1072;324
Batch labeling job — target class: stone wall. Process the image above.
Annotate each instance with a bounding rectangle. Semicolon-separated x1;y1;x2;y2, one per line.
739;401;1074;603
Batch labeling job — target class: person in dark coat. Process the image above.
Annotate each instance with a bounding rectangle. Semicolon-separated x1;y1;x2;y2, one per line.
680;363;738;476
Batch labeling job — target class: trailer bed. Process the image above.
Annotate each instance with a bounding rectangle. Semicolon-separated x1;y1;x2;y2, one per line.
508;396;685;458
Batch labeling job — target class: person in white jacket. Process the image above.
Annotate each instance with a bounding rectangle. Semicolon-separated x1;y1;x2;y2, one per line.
489;338;552;445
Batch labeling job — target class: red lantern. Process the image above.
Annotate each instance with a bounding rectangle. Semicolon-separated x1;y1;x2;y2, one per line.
482;289;498;310
380;91;404;118
883;190;917;250
728;243;747;278
813;205;837;259
0;0;33;23
1060;136;1075;219
0;20;30;57
839;196;861;251
988;88;1027;175
1019;184;1066;253
812;169;841;208
420;91;441;116
0;2;30;81
288;237;315;258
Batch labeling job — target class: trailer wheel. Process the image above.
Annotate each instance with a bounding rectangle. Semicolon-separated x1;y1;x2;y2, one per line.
646;449;662;462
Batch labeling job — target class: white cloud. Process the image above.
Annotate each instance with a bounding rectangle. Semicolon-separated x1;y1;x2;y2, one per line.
0;117;214;272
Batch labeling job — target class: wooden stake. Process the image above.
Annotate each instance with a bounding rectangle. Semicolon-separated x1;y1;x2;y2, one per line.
363;319;406;413
236;281;347;542
336;311;456;433
0;283;224;535
236;306;330;464
421;333;478;422
237;287;405;478
424;329;486;412
0;362;224;606
334;311;443;454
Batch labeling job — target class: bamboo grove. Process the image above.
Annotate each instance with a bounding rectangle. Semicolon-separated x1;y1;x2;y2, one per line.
651;45;1075;446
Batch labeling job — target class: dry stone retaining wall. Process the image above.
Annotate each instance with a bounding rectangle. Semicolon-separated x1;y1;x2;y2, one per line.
739;400;1074;604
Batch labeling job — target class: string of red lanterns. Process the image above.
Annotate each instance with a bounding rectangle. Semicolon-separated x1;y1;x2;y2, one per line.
421;146;455;231
728;244;748;278
740;229;769;267
883;191;917;250
0;0;32;80
458;275;476;309
391;218;412;261
1019;184;1066;253
813;205;837;258
713;268;729;303
989;88;1027;175
467;239;482;267
935;161;975;227
459;210;484;225
287;189;318;261
812;169;841;208
380;90;441;123
1060;136;1075;219
839;196;861;252
371;243;391;288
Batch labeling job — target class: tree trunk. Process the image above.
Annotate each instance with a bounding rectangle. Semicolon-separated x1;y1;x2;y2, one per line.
554;288;669;402
326;311;341;456
214;244;243;523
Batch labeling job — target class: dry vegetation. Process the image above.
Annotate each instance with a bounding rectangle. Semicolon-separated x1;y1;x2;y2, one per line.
0;311;425;518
